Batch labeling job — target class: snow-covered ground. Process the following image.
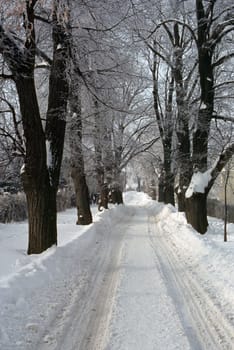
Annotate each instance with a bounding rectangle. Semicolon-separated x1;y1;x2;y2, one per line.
1;192;234;349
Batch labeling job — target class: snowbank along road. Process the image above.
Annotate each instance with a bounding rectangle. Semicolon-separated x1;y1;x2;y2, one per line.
1;192;234;349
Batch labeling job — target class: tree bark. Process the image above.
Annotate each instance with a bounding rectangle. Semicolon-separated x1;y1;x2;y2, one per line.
193;0;214;169
69;94;93;226
98;183;109;210
176;189;186;212
224;167;229;242
26;183;57;254
150;179;156;200
173;23;192;211
71;170;92;224
93;100;107;208
68;61;92;225
164;179;175;205
184;0;215;230
185;144;234;234
0;1;70;253
185;193;208;234
151;46;175;206
158;169;165;202
16;77;57;254
163;138;175;206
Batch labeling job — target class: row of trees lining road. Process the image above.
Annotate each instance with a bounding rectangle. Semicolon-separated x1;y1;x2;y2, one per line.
0;0;158;253
139;0;234;233
0;0;233;253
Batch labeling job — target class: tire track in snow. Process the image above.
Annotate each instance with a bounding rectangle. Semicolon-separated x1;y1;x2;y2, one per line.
105;207;191;350
148;215;234;350
36;209;133;350
78;221;127;350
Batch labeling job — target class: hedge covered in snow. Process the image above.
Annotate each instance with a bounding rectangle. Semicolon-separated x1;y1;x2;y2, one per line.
0;188;75;223
0;193;27;223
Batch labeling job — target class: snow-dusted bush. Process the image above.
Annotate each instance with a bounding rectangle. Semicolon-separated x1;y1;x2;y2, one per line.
56;187;75;212
0;192;27;223
0;188;75;223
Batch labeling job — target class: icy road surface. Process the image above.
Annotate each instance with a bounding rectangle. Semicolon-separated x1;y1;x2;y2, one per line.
1;192;234;349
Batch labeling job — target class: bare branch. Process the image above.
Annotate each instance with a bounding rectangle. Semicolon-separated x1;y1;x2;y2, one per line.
207;143;234;192
0;74;14;80
34;15;51;24
146;19;197;46
212;52;234;68
73;6;131;33
212;114;234;123
210;18;234;48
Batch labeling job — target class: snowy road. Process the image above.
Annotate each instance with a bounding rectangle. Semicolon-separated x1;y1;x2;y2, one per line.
149;215;234;350
105;207;190;350
1;192;234;349
37;202;234;349
35;204;192;350
37;215;129;350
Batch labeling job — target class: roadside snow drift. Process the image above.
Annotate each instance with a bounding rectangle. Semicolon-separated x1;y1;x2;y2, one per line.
0;191;234;349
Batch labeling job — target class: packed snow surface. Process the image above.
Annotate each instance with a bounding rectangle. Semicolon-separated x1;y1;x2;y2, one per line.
1;191;234;349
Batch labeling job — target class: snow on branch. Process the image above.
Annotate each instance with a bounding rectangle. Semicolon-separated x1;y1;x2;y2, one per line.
207;143;234;192
210;18;234;47
185;169;212;198
212;114;234;123
186;143;234;198
212;53;234;68
213;5;234;23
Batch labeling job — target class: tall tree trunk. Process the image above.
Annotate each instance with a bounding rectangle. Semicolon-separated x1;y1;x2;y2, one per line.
69;61;92;225
149;179;156;200
192;0;214;169
110;170;124;205
93;100;108;209
163;138;175;206
176;129;192;211
69;101;92;225
224;167;229;242
185;145;234;234
164;173;175;206
71;169;92;224
158;168;165;202
98;183;109;210
23;2;70;253
185;193;208;234
111;149;124;205
152;46;175;206
173;23;192;211
26;184;57;254
184;0;215;231
16;77;57;254
176;189;186;212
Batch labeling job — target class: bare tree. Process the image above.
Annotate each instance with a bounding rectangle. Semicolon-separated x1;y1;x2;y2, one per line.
142;0;234;232
68;73;92;225
0;0;70;253
185;0;234;233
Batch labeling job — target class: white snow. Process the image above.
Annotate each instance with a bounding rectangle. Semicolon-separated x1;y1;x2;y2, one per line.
200;102;207;110
36;60;50;68
185;169;212;198
46;140;52;169
20;163;25;175
1;192;234;349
